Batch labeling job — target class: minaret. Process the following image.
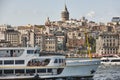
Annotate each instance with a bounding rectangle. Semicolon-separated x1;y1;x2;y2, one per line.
61;4;69;21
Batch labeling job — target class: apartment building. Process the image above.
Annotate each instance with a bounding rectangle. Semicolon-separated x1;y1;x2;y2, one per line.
43;34;57;52
96;26;119;55
0;24;11;31
4;29;21;47
54;30;66;51
66;30;85;51
34;32;44;50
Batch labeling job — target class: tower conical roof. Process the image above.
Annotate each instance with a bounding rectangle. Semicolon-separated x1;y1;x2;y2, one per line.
62;4;69;13
61;4;69;21
64;4;68;12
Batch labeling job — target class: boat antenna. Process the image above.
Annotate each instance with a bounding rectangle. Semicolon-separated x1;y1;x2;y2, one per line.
85;28;92;60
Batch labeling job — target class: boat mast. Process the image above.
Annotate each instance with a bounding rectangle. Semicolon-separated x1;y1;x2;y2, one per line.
85;28;92;60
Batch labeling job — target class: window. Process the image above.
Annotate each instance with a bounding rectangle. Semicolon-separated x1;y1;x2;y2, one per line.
59;59;62;63
18;50;20;53
15;69;24;73
0;61;2;65
4;70;14;74
54;59;58;63
4;60;14;65
36;50;40;53
26;69;35;73
111;59;120;62
13;50;15;52
15;60;24;64
0;70;2;74
47;69;52;73
57;68;63;74
6;51;9;53
37;69;46;73
61;59;64;63
102;59;109;62
27;50;34;54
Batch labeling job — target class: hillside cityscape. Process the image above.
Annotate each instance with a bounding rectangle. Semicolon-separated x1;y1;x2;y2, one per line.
0;5;120;57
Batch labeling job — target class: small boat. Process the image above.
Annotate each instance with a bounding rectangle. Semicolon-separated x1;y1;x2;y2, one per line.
101;55;120;65
0;46;101;80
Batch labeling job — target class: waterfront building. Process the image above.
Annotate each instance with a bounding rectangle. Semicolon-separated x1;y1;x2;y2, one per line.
0;40;10;47
17;24;35;35
96;26;119;56
0;31;5;40
17;24;44;47
21;34;28;47
43;34;57;52
66;30;85;51
34;32;44;50
17;25;34;46
0;24;11;31
54;27;67;51
4;28;21;47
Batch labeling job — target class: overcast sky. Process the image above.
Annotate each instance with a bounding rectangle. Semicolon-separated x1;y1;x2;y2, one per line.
0;0;120;26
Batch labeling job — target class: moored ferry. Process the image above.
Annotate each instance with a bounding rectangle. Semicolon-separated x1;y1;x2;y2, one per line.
0;46;101;80
101;55;120;65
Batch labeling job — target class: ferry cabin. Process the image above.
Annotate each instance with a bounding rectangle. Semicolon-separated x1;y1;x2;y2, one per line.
0;47;66;77
0;46;101;79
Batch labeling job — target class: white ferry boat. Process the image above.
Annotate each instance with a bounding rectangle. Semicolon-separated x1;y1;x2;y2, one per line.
0;46;101;80
101;55;120;65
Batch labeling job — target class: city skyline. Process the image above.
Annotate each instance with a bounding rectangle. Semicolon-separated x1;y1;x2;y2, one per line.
0;0;120;26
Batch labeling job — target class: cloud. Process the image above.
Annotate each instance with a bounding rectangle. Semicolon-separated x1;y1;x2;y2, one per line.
86;11;95;18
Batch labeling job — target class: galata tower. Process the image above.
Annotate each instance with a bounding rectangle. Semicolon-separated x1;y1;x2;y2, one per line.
61;4;69;21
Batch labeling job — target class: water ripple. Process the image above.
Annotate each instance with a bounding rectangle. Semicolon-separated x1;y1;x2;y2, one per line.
94;65;120;80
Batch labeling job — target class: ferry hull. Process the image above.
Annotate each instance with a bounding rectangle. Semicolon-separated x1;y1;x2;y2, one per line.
101;62;120;65
40;59;101;79
0;60;100;80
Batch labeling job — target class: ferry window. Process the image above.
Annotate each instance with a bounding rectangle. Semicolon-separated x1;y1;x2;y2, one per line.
27;50;34;54
111;60;120;62
47;69;52;73
59;59;63;63
0;70;2;74
0;61;2;65
62;59;65;63
26;69;35;73
37;69;46;73
57;68;63;74
10;50;14;57
15;60;24;64
6;50;9;53
15;69;24;73
4;60;14;65
59;59;62;63
54;59;58;63
4;70;13;74
102;60;109;62
62;59;64;63
34;50;40;54
18;50;20;53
